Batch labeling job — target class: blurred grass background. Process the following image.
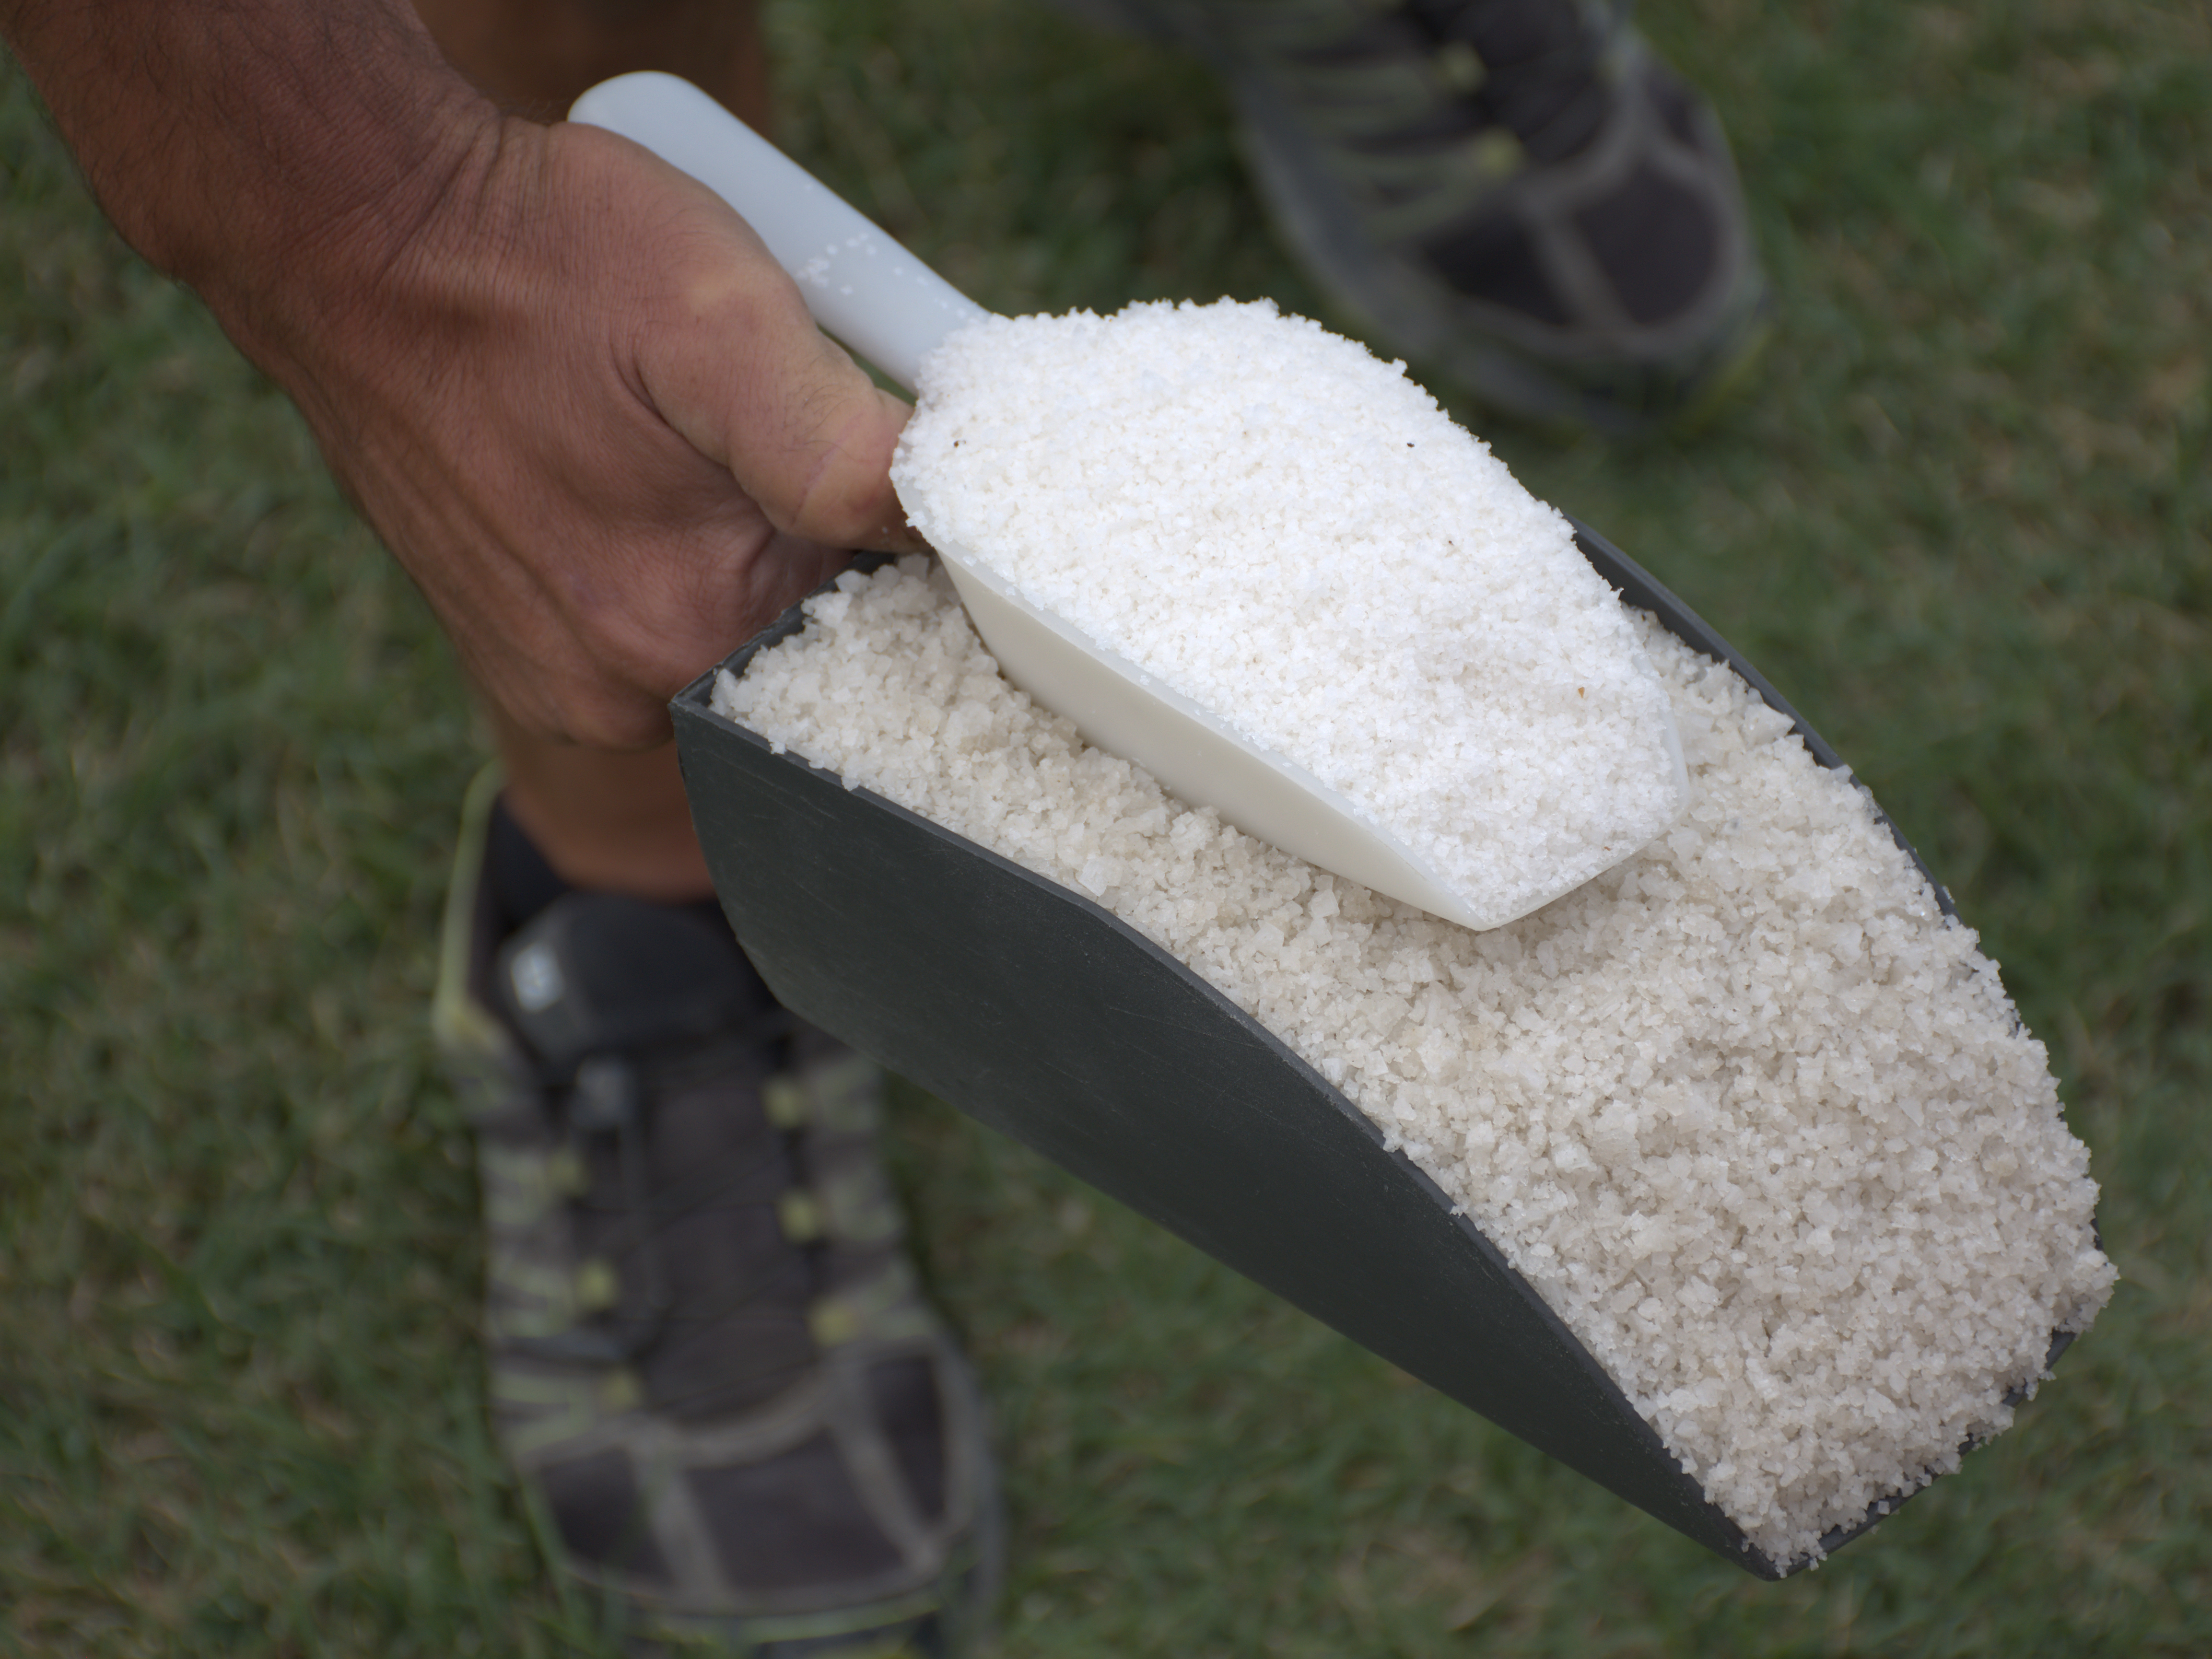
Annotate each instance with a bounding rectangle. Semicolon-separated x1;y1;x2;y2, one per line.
2;0;2205;1652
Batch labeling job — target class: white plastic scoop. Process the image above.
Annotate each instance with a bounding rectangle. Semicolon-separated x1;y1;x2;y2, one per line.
572;72;1686;930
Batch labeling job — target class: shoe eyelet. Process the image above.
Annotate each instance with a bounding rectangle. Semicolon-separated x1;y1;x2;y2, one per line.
765;1075;811;1129
575;1256;621;1313
1435;39;1486;95
596;1367;643;1413
810;1299;862;1347
780;1190;826;1242
548;1146;588;1197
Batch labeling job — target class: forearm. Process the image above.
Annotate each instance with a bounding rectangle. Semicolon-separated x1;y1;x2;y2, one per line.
1;0;494;362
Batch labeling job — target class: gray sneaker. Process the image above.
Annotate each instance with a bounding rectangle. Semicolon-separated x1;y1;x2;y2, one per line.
1070;0;1770;433
433;769;1000;1656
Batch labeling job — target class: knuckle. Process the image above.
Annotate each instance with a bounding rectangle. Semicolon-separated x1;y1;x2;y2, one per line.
780;418;901;548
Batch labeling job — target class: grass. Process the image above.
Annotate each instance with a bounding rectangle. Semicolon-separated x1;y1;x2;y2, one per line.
3;0;2206;1652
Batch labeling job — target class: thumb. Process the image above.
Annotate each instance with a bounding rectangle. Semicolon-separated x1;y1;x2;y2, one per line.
728;317;925;554
629;189;925;553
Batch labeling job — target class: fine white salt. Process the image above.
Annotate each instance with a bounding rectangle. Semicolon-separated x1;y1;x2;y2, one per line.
715;558;2114;1568
890;300;1687;929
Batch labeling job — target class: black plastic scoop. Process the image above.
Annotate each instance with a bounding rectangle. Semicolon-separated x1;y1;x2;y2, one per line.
669;518;2077;1578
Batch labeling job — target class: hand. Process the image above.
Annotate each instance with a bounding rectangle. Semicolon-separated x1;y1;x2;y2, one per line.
269;116;922;749
2;0;903;748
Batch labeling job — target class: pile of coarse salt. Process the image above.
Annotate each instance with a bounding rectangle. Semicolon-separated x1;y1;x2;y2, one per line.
715;558;2113;1568
889;299;1686;930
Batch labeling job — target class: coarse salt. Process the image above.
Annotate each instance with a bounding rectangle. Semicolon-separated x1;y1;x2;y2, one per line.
716;558;2113;1567
891;300;1687;929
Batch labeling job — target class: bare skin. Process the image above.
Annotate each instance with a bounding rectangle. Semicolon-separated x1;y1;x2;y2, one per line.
2;0;910;901
409;0;783;900
487;698;719;899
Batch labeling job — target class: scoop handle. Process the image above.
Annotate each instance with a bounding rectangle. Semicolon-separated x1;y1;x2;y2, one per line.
570;71;990;393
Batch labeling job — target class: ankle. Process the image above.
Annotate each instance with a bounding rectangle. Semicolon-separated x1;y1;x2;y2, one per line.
484;700;716;902
496;777;716;902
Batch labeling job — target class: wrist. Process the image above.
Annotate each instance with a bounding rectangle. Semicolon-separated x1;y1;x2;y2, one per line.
3;0;498;362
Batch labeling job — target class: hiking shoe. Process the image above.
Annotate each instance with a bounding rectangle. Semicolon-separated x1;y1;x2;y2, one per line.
433;769;1000;1656
1071;0;1770;433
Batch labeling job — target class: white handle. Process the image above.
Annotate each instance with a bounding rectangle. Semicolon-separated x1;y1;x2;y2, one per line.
570;71;991;393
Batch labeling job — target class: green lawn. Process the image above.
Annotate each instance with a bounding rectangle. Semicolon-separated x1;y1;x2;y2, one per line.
4;0;2206;1653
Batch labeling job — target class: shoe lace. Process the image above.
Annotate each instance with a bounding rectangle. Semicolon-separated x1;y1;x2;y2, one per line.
1401;0;1630;159
510;1008;801;1369
1250;0;1636;235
